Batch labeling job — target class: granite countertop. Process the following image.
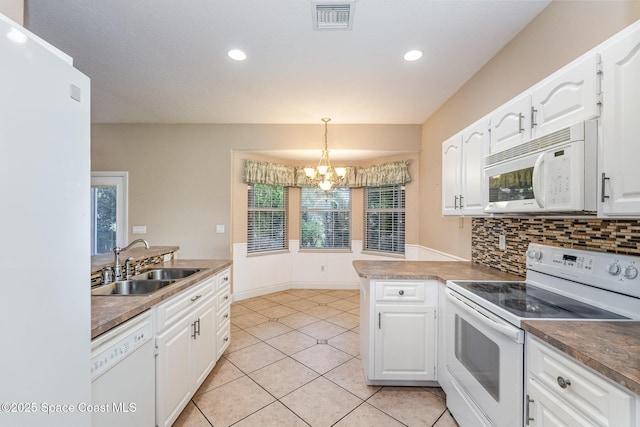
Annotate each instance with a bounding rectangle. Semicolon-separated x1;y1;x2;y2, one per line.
523;320;640;396
91;259;231;339
352;260;522;282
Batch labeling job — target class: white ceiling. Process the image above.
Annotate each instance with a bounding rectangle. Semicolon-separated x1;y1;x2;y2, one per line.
24;0;550;125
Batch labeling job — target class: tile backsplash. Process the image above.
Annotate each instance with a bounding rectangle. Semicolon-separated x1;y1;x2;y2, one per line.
472;218;640;277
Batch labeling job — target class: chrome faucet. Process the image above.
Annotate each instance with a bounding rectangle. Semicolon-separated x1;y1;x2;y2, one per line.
113;239;149;281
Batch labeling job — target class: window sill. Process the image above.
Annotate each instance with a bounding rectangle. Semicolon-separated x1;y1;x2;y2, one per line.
298;248;352;253
361;250;406;259
246;249;290;258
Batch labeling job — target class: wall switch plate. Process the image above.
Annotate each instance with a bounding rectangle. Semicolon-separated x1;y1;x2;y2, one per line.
132;225;147;234
216;224;225;233
499;235;506;251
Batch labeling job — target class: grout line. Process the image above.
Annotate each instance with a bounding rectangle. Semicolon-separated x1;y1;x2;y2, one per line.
189;291;447;427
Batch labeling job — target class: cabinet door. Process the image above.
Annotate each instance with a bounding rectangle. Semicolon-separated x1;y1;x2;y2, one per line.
460;119;489;215
600;24;640;215
531;54;600;139
442;134;462;216
156;319;193;427
374;304;435;381
527;335;634;426
192;297;217;388
490;93;532;154
527;379;594;427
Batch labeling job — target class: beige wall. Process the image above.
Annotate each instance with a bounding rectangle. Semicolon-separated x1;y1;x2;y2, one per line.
2;0;23;25
93;124;420;259
420;1;640;259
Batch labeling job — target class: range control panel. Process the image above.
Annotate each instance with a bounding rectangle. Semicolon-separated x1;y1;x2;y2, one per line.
526;243;640;299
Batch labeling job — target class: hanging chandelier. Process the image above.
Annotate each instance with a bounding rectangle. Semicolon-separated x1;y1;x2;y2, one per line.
304;118;346;191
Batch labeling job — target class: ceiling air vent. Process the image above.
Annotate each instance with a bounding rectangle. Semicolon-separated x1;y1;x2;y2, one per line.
312;1;355;31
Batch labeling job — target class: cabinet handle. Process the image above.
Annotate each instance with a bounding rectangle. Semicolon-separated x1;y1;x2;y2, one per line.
518;113;525;133
224;295;229;300
601;173;610;202
557;376;571;389
459;194;464;208
531;106;538;127
525;394;534;425
224;336;229;342
454;195;458;210
224;313;229;319
224;276;229;281
191;294;202;302
398;290;405;296
378;312;381;329
191;321;197;339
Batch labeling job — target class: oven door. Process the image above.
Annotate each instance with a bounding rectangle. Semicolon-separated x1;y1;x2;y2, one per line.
445;288;524;427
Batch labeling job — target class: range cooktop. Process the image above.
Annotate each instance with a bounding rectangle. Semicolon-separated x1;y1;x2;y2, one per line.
451;281;627;320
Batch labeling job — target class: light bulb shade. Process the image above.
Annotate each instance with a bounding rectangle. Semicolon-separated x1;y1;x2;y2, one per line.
319;180;333;191
304;167;317;178
316;165;329;175
334;167;346;178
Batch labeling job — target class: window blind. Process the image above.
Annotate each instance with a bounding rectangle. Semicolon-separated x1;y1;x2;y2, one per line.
300;187;351;250
247;183;288;253
364;185;405;254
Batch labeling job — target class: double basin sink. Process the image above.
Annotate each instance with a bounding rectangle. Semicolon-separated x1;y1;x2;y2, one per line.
91;268;201;296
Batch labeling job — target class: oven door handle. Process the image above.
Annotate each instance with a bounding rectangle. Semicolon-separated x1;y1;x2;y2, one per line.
446;289;524;344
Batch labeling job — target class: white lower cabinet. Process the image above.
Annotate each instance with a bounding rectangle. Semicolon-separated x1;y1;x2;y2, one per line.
525;335;636;427
361;279;438;385
155;277;217;427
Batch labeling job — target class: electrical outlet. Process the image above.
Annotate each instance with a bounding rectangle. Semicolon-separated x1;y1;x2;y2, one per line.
499;235;506;251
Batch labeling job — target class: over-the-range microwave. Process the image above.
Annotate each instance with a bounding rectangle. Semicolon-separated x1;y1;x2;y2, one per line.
484;119;597;214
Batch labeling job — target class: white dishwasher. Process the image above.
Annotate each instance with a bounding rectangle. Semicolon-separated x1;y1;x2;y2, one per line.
91;310;155;427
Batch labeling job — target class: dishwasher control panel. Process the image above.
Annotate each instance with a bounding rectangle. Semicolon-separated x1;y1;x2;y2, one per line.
91;313;153;381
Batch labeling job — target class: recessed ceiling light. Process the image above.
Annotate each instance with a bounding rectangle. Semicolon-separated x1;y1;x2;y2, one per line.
227;49;247;61
404;49;423;62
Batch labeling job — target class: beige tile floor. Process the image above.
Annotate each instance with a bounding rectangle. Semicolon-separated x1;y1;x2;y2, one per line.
173;288;459;427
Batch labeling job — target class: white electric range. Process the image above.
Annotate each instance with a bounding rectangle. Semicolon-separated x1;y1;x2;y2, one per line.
444;243;640;427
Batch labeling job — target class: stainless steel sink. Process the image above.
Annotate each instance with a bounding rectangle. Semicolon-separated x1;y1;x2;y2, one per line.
91;279;177;296
133;268;201;280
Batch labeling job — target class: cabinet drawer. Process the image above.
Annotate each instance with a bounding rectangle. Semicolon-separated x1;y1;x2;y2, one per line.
217;304;230;332
155;278;215;332
527;336;634;426
217;281;231;310
375;281;425;302
217;324;231;359
217;268;231;289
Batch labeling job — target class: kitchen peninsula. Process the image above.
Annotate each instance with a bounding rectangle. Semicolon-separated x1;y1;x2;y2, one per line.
353;260;520;386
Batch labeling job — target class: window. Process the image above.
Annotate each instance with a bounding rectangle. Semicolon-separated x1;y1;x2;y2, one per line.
364;185;405;255
247;183;288;253
300;187;351;250
91;172;128;255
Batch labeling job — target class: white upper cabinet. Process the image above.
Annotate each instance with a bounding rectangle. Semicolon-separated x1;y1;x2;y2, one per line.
490;92;532;154
531;54;600;138
489;54;600;155
442;135;461;215
460;119;490;215
600;23;640;216
442;117;489;216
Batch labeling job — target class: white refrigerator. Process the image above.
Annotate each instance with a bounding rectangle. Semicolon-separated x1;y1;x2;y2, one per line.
0;13;91;427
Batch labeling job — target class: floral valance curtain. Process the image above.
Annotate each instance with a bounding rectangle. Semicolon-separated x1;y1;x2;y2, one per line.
243;160;296;187
243;159;410;187
354;161;411;187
